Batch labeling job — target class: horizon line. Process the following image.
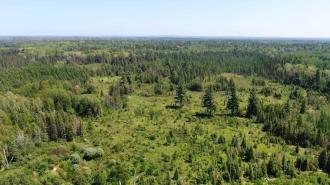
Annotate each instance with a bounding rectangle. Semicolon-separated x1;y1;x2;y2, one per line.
1;35;330;41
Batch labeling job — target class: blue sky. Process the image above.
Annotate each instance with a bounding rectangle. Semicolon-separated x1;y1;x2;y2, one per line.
0;0;329;37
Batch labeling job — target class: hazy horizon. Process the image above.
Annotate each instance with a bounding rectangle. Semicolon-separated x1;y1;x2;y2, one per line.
1;0;330;38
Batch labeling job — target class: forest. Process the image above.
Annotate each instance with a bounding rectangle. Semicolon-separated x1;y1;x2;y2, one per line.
0;38;330;184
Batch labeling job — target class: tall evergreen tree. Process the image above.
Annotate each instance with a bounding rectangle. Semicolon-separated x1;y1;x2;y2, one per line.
300;98;306;114
202;88;216;116
246;88;259;118
47;113;58;141
175;84;186;107
318;150;328;170
315;69;321;90
284;100;291;114
227;79;239;116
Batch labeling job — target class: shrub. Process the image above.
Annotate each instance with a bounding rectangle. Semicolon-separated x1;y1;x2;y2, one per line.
70;153;81;164
82;147;104;160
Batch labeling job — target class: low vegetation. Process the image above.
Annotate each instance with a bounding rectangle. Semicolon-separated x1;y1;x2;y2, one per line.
0;39;330;184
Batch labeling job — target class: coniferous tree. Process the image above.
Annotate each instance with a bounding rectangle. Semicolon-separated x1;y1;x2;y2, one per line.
202;88;216;116
227;79;239;116
284;100;291;114
267;155;281;177
65;124;74;142
315;69;321;90
326;155;330;173
319;150;328;170
47;113;58;141
300;98;306;114
244;147;255;162
175;84;186;107
246;88;259;118
284;161;296;178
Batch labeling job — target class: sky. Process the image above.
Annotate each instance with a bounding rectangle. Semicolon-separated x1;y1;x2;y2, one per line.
0;0;329;38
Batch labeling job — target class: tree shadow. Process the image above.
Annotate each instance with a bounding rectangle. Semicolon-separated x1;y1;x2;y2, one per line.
194;112;233;119
165;105;181;109
194;112;212;118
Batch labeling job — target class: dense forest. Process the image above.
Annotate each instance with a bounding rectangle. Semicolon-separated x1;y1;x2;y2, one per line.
0;38;330;184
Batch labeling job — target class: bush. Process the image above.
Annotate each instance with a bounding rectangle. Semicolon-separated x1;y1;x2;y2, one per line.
82;147;104;160
70;153;81;164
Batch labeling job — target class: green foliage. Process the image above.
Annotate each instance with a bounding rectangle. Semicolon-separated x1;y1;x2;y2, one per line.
44;89;72;112
300;98;306;113
107;79;131;109
246;88;259;118
202;88;216;116
70;153;81;164
73;95;102;117
188;80;203;92
0;39;330;184
267;155;282;177
318;149;330;174
227;79;240;116
0;169;41;185
93;170;107;185
107;161;130;184
174;84;187;107
154;81;169;95
82;147;104;161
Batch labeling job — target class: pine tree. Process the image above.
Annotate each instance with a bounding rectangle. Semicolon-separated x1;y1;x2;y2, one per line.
326;155;330;173
246;88;259;118
318;150;328;170
300;98;306;114
65;123;74;142
241;136;247;150
284;161;296;178
202;88;216;116
108;86;122;109
284;100;291;114
244;147;255;162
47;113;58;141
267;156;281;177
227;79;239;116
297;115;303;128
315;69;321;90
175;84;186;107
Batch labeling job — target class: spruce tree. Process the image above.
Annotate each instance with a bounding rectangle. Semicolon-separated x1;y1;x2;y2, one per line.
318;150;328;170
175;84;186;107
244;147;255;162
47;113;58;141
246;88;259;118
300;98;306;114
284;100;291;114
227;79;239;116
65;123;74;142
326;155;330;173
315;69;321;90
202;88;216;116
